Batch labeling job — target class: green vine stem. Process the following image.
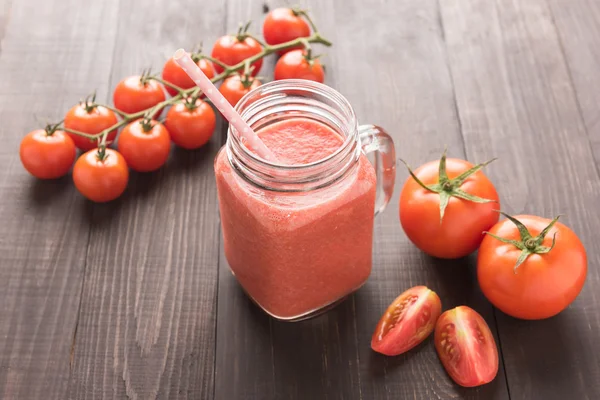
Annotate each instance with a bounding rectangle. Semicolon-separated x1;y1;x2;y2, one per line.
58;30;332;158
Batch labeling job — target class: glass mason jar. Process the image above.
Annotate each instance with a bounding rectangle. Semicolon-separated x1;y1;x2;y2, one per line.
214;80;395;321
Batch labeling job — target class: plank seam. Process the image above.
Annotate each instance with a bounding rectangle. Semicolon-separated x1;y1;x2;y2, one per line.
435;0;512;398
544;0;600;181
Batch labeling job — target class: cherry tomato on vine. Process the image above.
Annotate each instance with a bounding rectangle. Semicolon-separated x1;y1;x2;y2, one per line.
435;306;498;387
211;32;263;76
165;98;216;149
274;50;324;83
20;128;76;179
117;119;171;172
64;104;119;151
263;8;311;55
399;150;499;259
219;75;261;107
113;75;166;116
371;286;442;356
162;56;214;96
73;148;129;202
477;214;587;320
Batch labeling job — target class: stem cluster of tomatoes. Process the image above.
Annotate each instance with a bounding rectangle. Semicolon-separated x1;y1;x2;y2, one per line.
371;150;588;387
19;8;330;202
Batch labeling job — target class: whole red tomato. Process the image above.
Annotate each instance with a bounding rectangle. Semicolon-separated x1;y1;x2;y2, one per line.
263;8;310;55
477;214;587;320
64;104;118;151
20;128;76;179
162;56;214;96
399;151;499;259
219;75;261;107
113;75;166;116
165;98;216;149
211;34;263;76
371;286;442;356
274;50;324;83
435;306;498;387
73;148;129;202
117;119;171;172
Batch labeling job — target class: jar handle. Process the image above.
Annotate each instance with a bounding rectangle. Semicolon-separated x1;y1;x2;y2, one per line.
359;125;396;216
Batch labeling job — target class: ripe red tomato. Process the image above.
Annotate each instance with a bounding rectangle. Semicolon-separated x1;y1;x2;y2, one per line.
113;76;166;116
477;214;587;320
435;306;498;387
274;50;324;83
263;8;310;55
162;57;214;96
20;129;76;179
211;35;263;76
64;104;119;151
399;154;499;259
117;119;171;172
371;286;442;356
165;98;216;149
73;148;129;202
219;75;261;107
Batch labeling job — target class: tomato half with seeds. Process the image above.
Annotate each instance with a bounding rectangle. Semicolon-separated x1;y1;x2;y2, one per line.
371;286;442;356
434;306;498;387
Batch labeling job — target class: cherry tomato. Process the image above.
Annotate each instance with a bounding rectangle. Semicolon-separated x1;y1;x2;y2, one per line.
219;75;261;107
399;153;499;259
73;148;129;202
162;57;214;96
64;104;118;151
371;286;442;356
477;214;587;320
113;76;166;116
117;119;171;172
435;306;498;387
263;8;310;55
211;35;263;76
165;98;216;149
274;50;324;83
20;129;76;179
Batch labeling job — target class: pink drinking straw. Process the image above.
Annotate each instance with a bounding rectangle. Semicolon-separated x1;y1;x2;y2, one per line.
172;49;277;162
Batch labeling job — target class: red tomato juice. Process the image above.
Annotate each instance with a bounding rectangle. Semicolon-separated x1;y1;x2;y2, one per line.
215;117;376;319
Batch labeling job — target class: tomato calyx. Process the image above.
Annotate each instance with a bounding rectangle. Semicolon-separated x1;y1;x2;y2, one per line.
235;21;253;42
80;91;99;114
484;212;560;272
400;148;497;222
182;95;200;112
139;117;154;133
139;69;153;87
43;121;63;137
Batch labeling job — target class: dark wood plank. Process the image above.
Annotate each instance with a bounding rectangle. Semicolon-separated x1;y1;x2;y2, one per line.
547;0;600;172
440;0;600;399
66;0;226;398
216;1;510;399
0;0;120;398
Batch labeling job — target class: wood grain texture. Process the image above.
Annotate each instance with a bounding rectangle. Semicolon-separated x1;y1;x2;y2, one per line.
0;0;119;399
215;1;509;399
66;0;226;398
546;0;600;169
440;0;600;399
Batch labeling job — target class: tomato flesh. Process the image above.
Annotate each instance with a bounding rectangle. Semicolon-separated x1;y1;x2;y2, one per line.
371;286;441;356
434;306;498;387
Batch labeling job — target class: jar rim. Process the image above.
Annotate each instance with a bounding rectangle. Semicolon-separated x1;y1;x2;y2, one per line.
228;79;358;171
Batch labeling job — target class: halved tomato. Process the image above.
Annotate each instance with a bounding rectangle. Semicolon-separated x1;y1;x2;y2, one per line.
371;286;442;356
434;306;498;387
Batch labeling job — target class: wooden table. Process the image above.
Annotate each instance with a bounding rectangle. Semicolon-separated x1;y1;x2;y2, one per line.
1;0;599;399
